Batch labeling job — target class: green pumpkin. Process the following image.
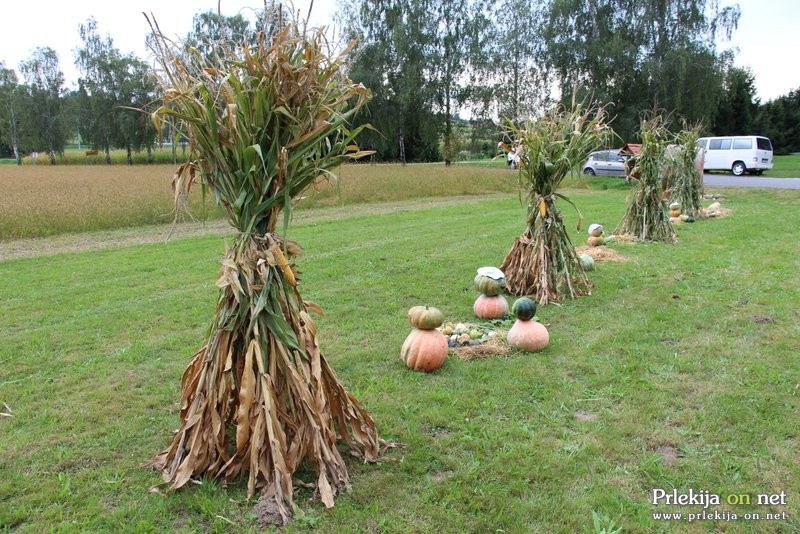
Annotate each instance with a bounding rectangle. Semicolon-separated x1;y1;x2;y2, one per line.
512;297;537;321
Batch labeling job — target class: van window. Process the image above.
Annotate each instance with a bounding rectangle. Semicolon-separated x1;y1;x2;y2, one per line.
757;137;772;150
720;139;732;149
709;139;722;150
733;138;752;149
697;139;707;150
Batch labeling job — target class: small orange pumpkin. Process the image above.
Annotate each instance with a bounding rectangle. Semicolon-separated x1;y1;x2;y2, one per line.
587;236;604;247
408;306;444;330
473;294;508;319
507;319;549;352
401;328;448;372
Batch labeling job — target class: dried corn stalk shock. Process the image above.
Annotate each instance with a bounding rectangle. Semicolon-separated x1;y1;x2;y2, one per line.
145;18;383;523
661;124;704;218
615;115;677;242
499;102;612;304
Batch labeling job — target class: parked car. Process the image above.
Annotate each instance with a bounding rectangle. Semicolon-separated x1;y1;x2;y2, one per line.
696;135;773;176
582;149;627;177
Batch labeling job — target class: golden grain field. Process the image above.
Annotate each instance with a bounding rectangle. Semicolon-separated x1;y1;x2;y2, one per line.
0;162;517;239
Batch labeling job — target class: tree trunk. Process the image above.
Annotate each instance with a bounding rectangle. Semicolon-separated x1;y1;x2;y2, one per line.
127;144;132;165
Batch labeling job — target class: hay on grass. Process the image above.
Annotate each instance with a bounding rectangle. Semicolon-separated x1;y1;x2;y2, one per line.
575;245;630;263
452;336;512;360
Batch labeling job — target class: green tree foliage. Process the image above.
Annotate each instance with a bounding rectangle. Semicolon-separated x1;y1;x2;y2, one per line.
544;0;739;140
488;0;550;122
18;47;67;164
184;10;254;62
342;0;442;162
754;88;800;154
76;18;157;164
712;65;758;135
0;62;23;163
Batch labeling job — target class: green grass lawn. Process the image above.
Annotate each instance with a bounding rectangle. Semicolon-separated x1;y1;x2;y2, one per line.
1;183;798;532
767;154;800;177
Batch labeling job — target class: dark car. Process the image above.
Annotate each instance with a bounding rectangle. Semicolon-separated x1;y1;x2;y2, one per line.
582;149;627;177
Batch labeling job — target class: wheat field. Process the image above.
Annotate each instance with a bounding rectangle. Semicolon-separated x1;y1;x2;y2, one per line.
0;162;516;239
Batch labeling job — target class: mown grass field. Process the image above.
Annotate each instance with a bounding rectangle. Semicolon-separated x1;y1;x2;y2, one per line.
767;154;800;177
1;169;798;532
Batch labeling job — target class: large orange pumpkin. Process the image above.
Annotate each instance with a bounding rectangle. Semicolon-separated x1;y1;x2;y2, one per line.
473;294;508;319
507;319;549;352
401;328;448;372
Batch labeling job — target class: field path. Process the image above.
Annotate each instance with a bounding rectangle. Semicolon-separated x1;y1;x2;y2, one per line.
0;194;508;262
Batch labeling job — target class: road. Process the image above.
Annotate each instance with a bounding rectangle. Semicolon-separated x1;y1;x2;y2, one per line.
703;174;800;189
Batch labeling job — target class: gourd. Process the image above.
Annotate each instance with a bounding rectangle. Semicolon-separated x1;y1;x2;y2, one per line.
408;305;444;330
473;294;508;319
579;253;595;271
669;201;681;218
402;306;447;371
473;267;508;319
506;297;549;352
474;266;506;296
511;296;537;321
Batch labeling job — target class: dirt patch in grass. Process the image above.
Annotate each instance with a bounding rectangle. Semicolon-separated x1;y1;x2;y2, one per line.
574;412;598;422
430;470;453;482
648;439;681;465
751;314;775;324
252;496;289;528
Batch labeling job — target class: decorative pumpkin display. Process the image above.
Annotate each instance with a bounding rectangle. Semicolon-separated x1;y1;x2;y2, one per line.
588;223;604;238
669;201;682;218
511;296;537;321
401;327;448;372
407;305;444;330
587;235;604;247
507;297;549;352
579;253;595;271
473;294;509;319
474;266;506;297
586;223;604;247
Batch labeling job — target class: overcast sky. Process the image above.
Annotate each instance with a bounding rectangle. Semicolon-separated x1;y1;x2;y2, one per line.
0;0;797;102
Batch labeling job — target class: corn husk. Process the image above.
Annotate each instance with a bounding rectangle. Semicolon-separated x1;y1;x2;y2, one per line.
144;18;382;520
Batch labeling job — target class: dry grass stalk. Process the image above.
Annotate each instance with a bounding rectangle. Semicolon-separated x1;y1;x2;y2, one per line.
144;18;382;520
615;115;677;242
499;102;612;304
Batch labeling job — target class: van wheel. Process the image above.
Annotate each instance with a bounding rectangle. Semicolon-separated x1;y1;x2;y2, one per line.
583;168;595;175
731;161;746;176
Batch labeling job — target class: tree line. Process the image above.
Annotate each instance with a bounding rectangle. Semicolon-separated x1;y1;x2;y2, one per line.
1;1;799;164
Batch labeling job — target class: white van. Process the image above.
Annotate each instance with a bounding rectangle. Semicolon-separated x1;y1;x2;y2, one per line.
696;136;773;176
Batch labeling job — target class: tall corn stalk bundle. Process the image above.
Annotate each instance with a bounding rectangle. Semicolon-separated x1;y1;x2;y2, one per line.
662;126;704;218
145;19;381;521
615;116;677;242
499;103;612;303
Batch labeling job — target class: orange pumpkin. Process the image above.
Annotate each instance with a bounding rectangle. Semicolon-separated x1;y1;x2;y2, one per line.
401;328;448;372
473;294;508;319
407;306;444;330
506;319;549;352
